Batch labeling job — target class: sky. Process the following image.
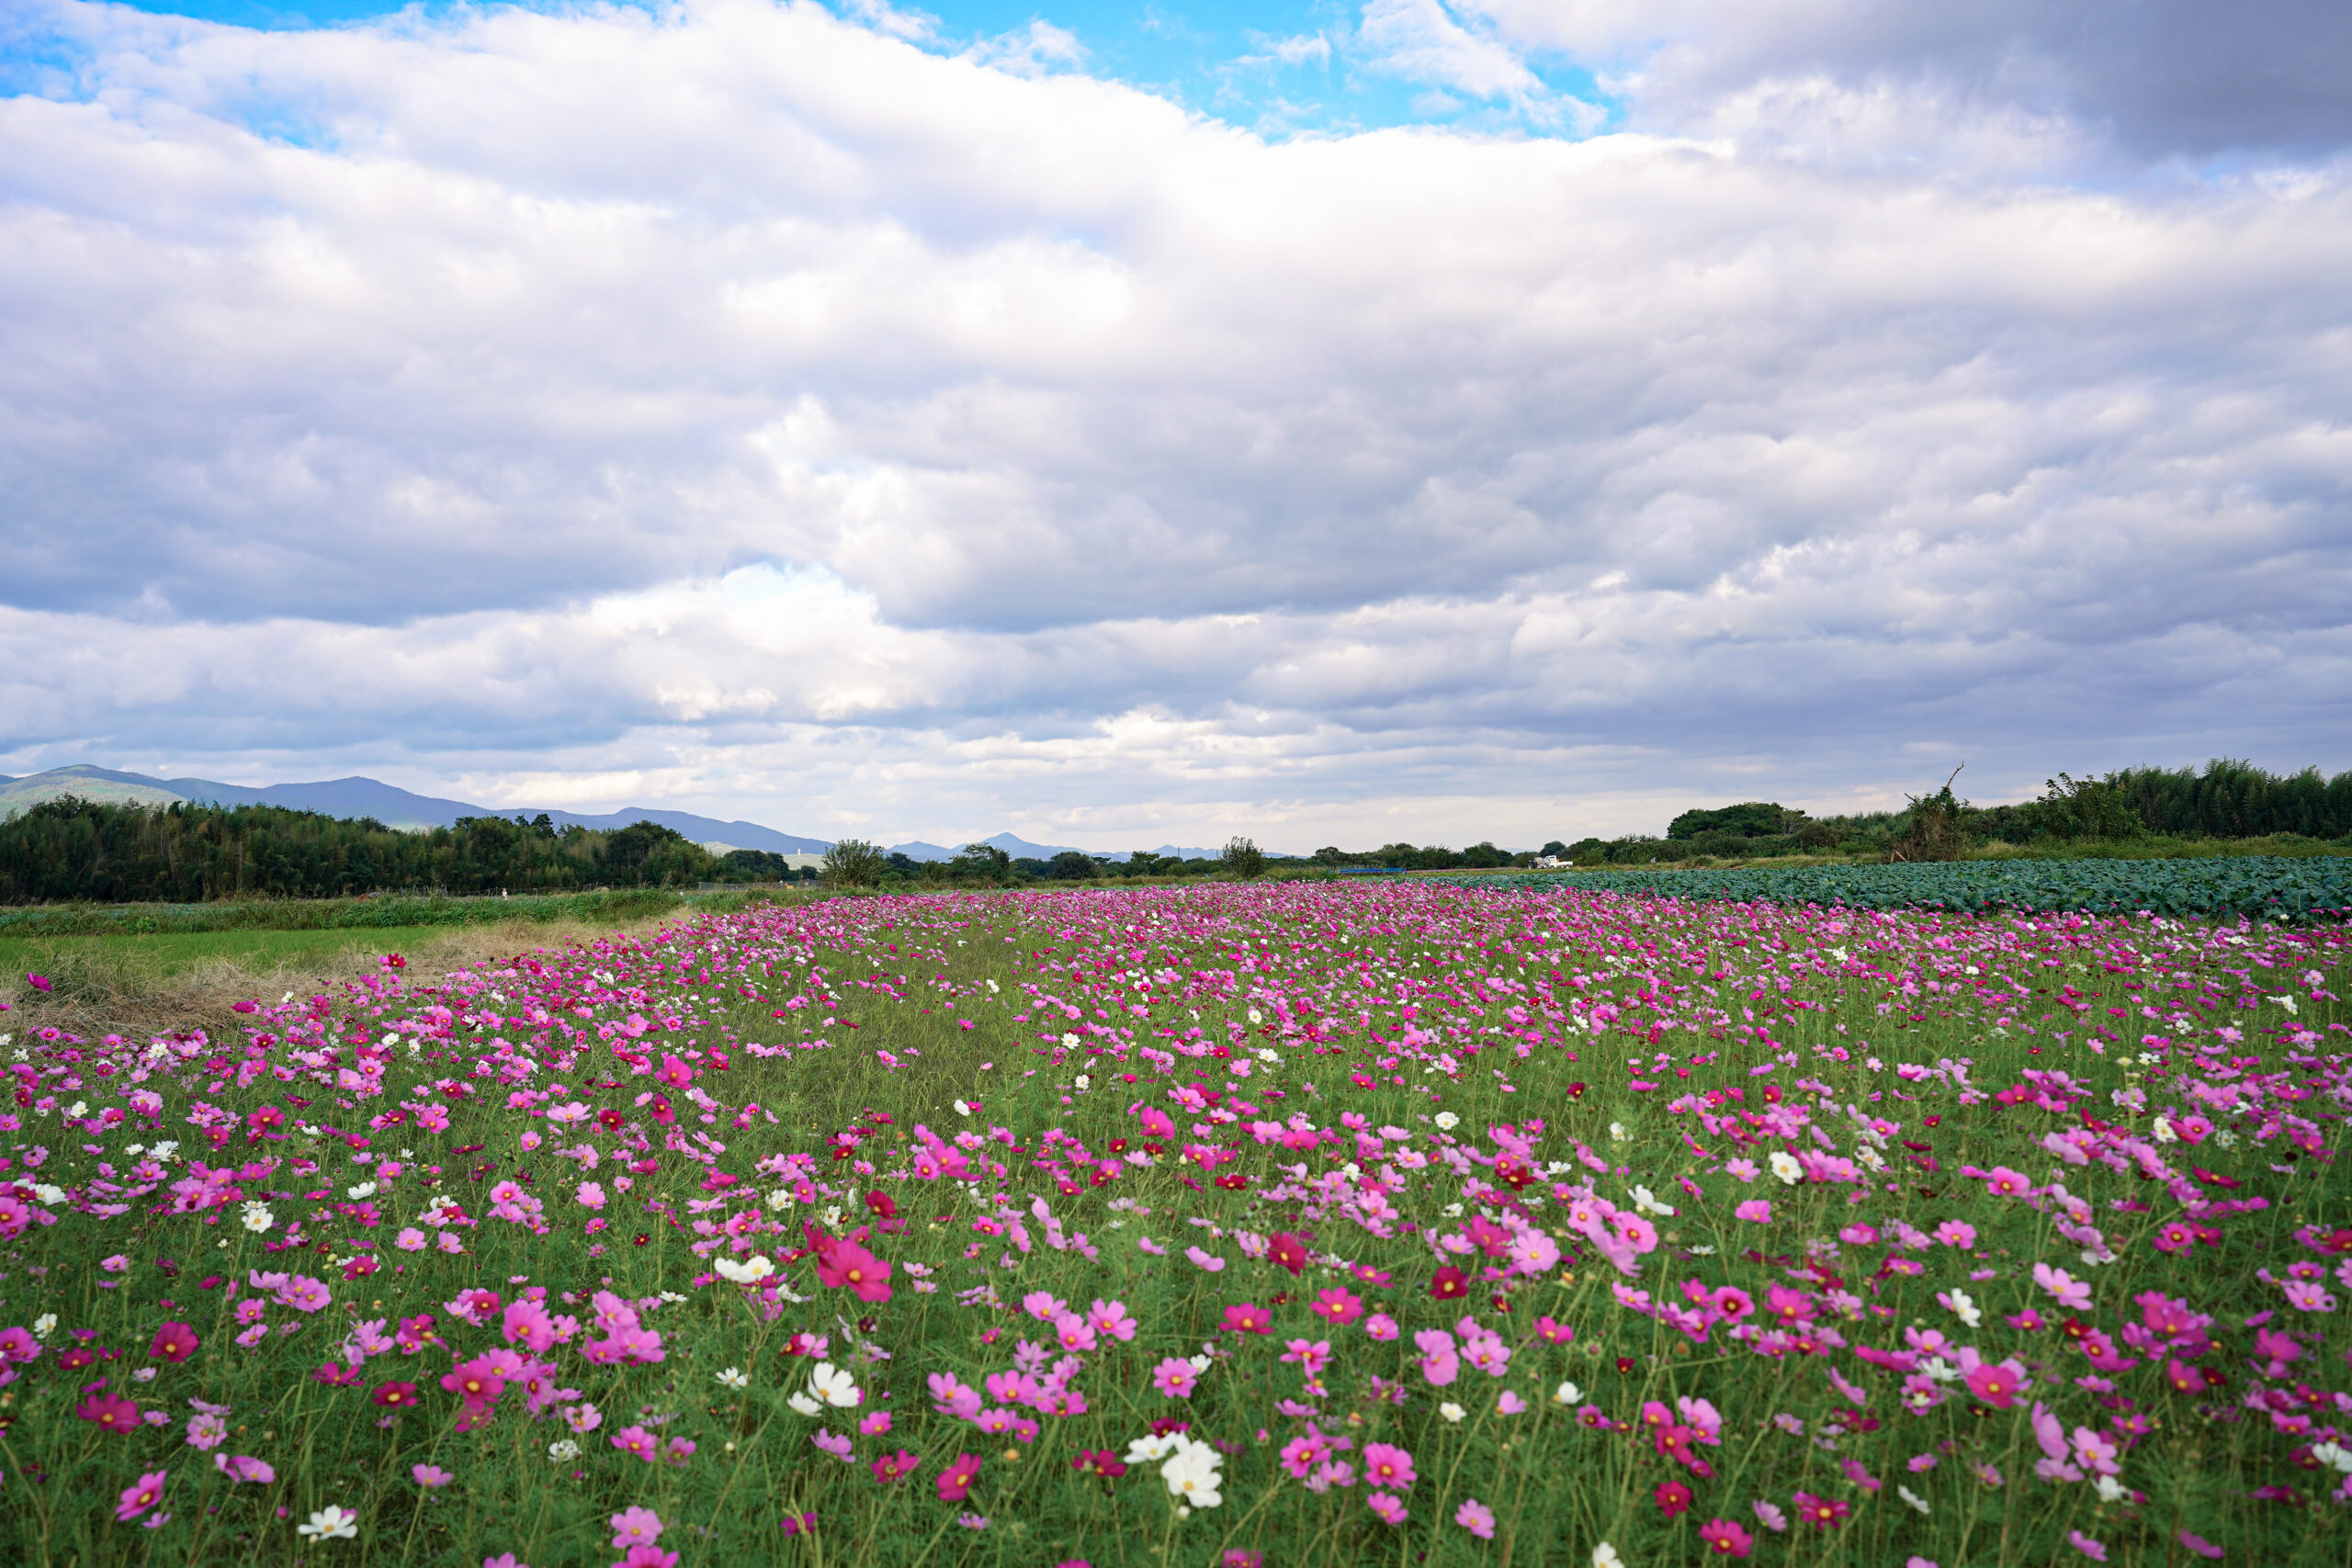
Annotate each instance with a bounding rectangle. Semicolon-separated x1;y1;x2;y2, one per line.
2;0;2347;852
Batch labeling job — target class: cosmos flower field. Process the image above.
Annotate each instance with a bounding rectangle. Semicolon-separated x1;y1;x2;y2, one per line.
3;881;2349;1568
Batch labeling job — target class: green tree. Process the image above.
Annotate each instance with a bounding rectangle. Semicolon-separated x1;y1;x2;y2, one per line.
1047;851;1096;881
1221;836;1266;879
950;842;1013;883
2034;773;2147;840
820;839;888;887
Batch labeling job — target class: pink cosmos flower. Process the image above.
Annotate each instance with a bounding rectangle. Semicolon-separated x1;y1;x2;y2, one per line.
1363;1312;1399;1342
2177;1530;2224;1560
1362;1442;1416;1489
215;1454;275;1483
117;1471;168;1522
1309;1288;1363;1326
1454;1498;1496;1540
1699;1517;1753;1557
2067;1529;2108;1562
1280;1338;1332;1376
1151;1358;1198;1398
1963;1360;2023;1408
1792;1492;1849;1529
815;1238;892;1303
1088;1300;1137;1340
1934;1220;1977;1248
1221;1303;1272;1335
413;1464;455;1488
1368;1492;1408;1525
1413;1328;1460;1386
871;1449;918;1484
936;1454;982;1502
1185;1247;1227;1272
611;1425;659;1462
614;1548;677;1568
1734;1200;1773;1224
610;1506;663;1549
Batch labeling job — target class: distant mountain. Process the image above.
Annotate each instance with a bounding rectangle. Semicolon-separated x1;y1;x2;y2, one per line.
889;833;1218;863
2;765;1238;862
0;765;187;816
0;765;831;853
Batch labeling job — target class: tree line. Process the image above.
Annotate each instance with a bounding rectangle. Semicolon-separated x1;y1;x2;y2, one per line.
1554;758;2352;866
0;796;740;903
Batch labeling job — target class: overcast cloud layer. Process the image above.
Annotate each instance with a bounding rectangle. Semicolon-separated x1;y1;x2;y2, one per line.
3;0;2348;849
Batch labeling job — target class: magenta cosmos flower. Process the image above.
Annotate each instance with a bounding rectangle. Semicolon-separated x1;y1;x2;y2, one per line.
1699;1517;1752;1557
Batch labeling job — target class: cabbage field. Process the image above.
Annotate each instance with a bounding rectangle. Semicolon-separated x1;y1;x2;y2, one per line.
1450;857;2352;920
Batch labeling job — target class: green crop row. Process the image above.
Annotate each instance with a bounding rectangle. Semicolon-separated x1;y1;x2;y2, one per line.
1435;854;2352;919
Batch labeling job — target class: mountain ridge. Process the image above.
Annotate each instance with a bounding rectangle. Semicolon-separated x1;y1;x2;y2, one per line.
0;766;1226;862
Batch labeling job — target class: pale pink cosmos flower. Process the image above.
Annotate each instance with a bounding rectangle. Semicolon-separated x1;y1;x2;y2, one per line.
609;1506;662;1549
413;1463;454;1488
1454;1498;1496;1540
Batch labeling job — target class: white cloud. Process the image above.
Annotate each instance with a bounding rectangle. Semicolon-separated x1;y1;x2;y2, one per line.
1357;0;1546;102
1;0;2346;846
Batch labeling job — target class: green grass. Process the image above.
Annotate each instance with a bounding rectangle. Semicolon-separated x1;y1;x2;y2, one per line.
0;927;458;983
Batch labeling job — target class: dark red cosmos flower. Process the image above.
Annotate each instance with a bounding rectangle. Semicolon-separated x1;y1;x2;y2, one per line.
149;1323;199;1362
597;1109;627;1132
1268;1234;1309;1275
1430;1267;1469;1301
634;1234;651;1247
865;1190;897;1221
78;1392;140;1432
1656;1480;1693;1516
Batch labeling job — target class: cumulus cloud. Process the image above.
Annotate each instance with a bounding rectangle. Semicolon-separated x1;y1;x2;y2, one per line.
1;0;2346;845
1460;0;2352;159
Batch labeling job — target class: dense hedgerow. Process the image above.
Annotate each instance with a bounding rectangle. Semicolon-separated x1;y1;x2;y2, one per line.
0;883;2347;1568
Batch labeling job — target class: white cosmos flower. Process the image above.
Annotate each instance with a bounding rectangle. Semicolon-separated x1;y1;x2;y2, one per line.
1629;1185;1676;1217
2094;1474;2128;1503
548;1439;581;1462
31;1314;56;1340
713;1255;775;1284
1125;1433;1179;1464
1592;1544;1625;1568
345;1182;378;1201
1553;1380;1585;1406
809;1361;861;1408
1769;1151;1804;1185
1433;1112;1460;1131
242;1203;276;1233
786;1392;822;1417
1439;1402;1466;1424
1898;1484;1930;1514
715;1367;750;1390
1159;1437;1223;1508
954;1099;972;1117
766;1189;793;1211
296;1506;361;1540
1937;1290;1984;1329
